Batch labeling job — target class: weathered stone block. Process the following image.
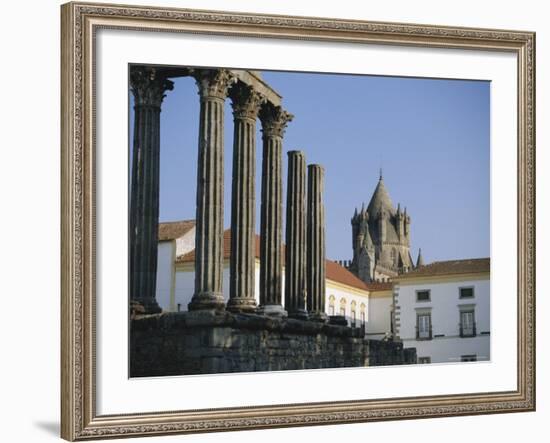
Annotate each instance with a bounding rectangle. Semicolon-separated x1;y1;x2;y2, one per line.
130;311;416;376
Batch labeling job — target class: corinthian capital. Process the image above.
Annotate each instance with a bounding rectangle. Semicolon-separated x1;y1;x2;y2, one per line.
193;68;236;100
229;82;265;121
130;66;174;108
259;102;294;138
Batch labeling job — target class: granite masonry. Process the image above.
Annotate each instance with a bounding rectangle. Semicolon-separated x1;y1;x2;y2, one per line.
130;310;416;376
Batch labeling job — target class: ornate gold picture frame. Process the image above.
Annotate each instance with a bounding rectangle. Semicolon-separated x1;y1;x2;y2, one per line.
61;1;535;440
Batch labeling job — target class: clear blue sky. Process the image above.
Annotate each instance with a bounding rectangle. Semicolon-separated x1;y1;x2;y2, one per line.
130;70;490;263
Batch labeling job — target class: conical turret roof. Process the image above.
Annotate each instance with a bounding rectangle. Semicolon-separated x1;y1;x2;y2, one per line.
367;176;395;216
416;248;425;268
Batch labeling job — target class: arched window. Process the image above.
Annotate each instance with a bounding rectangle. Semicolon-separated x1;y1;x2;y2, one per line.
328;295;335;316
339;298;347;317
350;301;357;327
360;303;366;327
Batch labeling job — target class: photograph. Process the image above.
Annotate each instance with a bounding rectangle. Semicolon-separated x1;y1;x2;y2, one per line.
128;65;491;377
59;2;536;439
2;0;546;439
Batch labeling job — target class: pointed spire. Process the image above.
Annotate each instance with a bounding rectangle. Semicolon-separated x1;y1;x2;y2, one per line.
416;248;424;268
379;168;383;181
367;174;395;217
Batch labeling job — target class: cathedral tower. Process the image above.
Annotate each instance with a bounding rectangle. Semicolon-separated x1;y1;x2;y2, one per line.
350;174;414;282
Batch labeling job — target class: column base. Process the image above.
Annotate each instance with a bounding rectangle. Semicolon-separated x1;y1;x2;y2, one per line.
257;304;288;317
309;312;329;323
130;299;162;315
328;315;348;326
287;308;309;320
188;291;225;311
226;297;257;313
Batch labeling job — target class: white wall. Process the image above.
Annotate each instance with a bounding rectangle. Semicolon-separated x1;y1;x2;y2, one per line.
173;266;194;311
366;292;393;339
396;277;490;363
412;336;490;364
173;261;369;319
174;261;258;310
3;1;549;443
155;241;175;311
175;227;196;256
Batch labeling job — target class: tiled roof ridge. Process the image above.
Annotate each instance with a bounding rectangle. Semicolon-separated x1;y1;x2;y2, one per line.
158;219;196;241
176;228;369;291
402;257;490;278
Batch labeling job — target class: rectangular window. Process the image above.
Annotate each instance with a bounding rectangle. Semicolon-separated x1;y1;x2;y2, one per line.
360;311;365;326
418;357;431;364
339;307;345;316
417;313;432;339
461;355;477;362
416;290;430;302
460;310;476;337
328;305;334;316
459;287;474;299
351;310;356;327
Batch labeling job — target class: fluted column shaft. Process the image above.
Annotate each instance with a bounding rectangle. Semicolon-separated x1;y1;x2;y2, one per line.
258;104;293;315
285;151;307;318
188;69;234;311
307;164;327;321
227;84;263;312
129;66;173;314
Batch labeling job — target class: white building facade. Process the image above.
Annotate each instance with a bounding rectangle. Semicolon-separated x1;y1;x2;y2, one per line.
363;283;393;340
154;221;490;364
155;221;371;326
392;258;490;364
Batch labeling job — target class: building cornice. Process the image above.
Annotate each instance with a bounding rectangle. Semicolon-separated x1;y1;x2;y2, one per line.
393;272;490;285
368;290;393;298
325;280;369;297
175;259;370;296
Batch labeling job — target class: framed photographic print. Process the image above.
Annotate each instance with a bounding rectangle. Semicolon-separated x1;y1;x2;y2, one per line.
60;1;536;440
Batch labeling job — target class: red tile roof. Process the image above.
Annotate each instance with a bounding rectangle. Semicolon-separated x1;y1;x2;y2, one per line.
158;220;195;241
399;258;490;278
326;260;368;291
176;229;257;262
365;281;393;291
176;229;368;291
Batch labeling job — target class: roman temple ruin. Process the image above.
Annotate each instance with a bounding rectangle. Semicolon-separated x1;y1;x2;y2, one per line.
129;66;415;376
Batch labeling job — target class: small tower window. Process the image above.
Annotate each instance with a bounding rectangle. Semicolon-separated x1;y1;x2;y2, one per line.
390;248;397;266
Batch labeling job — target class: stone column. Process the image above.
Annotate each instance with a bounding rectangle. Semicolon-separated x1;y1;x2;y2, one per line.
129;66;173;314
258;103;293;316
285;151;308;319
306;164;328;322
226;83;264;312
188;69;235;311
